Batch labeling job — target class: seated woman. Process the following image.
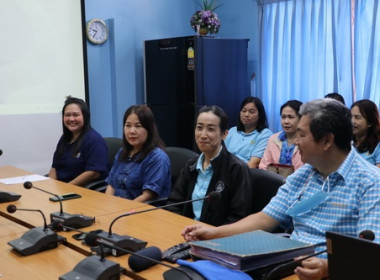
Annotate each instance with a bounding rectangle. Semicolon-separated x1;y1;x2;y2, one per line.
259;100;304;172
48;97;108;187
224;97;272;168
351;99;380;168
167;106;253;226
105;105;171;202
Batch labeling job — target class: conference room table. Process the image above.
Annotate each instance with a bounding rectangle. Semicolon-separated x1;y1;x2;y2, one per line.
0;166;297;280
0;216;134;280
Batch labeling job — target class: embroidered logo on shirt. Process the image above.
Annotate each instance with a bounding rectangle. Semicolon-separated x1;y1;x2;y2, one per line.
215;181;225;193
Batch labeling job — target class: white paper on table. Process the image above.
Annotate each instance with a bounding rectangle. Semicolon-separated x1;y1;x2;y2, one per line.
0;174;50;185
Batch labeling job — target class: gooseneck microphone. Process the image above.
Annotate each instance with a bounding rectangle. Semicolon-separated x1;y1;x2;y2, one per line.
23;181;95;229
108;191;221;236
87;191;221;257
7;204;48;230
6;204;65;256
24;181;63;215
82;232;203;280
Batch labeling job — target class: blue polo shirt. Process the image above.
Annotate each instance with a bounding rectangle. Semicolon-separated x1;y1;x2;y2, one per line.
52;128;108;183
105;147;171;199
355;142;380;165
225;127;272;162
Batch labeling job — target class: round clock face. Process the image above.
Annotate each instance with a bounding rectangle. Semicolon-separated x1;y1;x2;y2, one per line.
86;19;108;44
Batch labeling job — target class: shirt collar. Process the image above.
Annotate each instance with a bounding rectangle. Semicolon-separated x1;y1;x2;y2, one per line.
196;145;223;171
238;129;258;136
278;131;287;141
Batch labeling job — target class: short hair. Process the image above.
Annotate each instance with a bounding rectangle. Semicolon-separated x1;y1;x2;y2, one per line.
196;105;229;133
58;96;91;158
237;97;269;132
120;105;165;162
299;99;352;151
351;99;380;154
280;100;303;117
324;92;345;105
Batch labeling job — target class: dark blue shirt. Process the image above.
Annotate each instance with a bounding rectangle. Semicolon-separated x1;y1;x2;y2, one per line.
105;147;171;199
52;128;108;182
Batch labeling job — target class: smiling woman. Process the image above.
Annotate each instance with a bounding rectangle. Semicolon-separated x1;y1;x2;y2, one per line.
167;105;254;226
48;97;108;187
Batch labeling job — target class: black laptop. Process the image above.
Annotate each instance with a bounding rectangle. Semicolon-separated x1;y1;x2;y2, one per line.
326;231;380;280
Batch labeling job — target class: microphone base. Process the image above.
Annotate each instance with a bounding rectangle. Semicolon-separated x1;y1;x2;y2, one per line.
0;191;21;203
7;227;65;256
88;230;148;257
50;211;95;229
59;255;121;280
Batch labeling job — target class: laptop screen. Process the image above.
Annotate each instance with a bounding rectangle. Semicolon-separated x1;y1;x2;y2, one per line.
326;231;380;280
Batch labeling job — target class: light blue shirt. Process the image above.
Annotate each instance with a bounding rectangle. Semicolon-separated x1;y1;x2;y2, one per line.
263;149;380;257
355;142;380;165
224;127;272;162
192;153;213;221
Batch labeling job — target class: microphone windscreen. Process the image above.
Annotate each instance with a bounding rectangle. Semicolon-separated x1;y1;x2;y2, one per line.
84;232;99;246
23;181;33;189
208;191;221;201
6;204;17;213
359;230;375;241
128;246;162;272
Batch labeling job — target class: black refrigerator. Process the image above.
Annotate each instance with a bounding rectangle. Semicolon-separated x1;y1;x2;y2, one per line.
144;36;249;150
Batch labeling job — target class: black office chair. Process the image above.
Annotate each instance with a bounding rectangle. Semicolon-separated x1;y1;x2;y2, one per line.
85;137;123;192
250;168;286;214
146;146;198;206
165;147;198;185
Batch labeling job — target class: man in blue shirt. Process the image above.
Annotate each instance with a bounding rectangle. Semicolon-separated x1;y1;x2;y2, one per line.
182;99;380;280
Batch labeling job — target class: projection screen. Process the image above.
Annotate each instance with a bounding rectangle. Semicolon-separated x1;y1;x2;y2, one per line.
0;0;87;174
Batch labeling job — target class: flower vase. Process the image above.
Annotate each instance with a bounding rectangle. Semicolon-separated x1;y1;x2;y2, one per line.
199;28;208;36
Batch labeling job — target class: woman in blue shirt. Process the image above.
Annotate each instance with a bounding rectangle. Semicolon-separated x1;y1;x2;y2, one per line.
105;105;171;202
225;97;272;168
49;97;108;186
351;99;380;168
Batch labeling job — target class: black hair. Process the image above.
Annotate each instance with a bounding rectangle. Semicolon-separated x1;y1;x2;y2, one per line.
324;92;345;105
56;96;91;158
351;99;380;154
280;100;303;117
300;99;352;151
237;97;268;132
196;105;229;133
120;105;165;163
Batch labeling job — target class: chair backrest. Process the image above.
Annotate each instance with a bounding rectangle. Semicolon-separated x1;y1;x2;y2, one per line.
250;168;286;213
165;146;198;185
104;137;123;170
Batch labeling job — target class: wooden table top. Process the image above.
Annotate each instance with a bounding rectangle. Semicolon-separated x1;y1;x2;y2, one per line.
0;165;299;280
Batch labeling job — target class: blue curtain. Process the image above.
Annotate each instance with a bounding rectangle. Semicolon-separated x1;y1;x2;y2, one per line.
354;0;380;105
257;0;379;132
